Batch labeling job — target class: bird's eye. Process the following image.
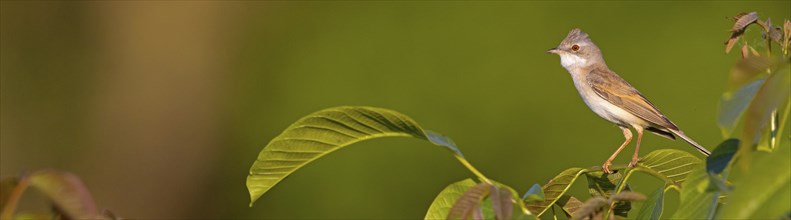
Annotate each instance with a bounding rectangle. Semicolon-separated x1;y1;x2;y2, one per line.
571;45;580;51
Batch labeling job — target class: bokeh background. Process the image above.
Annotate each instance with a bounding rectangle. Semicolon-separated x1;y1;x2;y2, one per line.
1;1;789;218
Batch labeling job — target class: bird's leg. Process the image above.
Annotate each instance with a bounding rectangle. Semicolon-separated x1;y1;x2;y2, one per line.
603;127;632;174
629;128;644;167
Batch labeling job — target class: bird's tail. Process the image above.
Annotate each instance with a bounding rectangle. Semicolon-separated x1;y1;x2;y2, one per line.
670;129;711;156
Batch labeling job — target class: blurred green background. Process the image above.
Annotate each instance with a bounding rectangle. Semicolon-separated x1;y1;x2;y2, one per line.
1;1;789;218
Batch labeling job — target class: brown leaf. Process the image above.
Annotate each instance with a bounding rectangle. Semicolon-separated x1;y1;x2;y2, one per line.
764;18;784;44
609;192;647;202
489;185;513;220
27;170;104;220
731;12;758;32
448;183;491;220
472;206;484;220
560;196;584;216
755;19;770;32
731;12;748;21
725;12;759;54
571;197;609;220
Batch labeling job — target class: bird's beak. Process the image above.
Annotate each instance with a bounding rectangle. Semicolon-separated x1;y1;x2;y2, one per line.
546;47;560;54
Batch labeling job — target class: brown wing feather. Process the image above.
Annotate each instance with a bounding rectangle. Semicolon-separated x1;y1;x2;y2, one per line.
587;69;679;130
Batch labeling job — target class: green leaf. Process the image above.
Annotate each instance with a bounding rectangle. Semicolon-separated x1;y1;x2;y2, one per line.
669;164;714;219
27;170;102;220
717;143;791;219
480;197;495;220
739;64;790;157
246;106;485;206
585;171;631;217
636;149;703;184
706;139;739;174
525;168;587;217
635;187;664;220
521;184;544;203
718;78;764;137
425;179;478;220
490;185;513;220
448;182;491;220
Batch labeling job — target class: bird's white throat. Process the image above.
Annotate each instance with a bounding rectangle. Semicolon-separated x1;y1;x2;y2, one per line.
559;54;587;69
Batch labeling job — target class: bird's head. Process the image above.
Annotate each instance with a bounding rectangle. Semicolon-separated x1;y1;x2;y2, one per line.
547;28;604;69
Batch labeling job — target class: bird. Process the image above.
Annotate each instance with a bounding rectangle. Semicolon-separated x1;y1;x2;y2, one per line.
546;28;711;174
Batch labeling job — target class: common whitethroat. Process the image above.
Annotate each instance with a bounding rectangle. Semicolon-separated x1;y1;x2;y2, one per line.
547;28;711;174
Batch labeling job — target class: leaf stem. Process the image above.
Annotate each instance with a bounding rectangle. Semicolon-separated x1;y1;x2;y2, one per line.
452;154;490;184
706;169;730;219
773;101;791;148
602;167;637;219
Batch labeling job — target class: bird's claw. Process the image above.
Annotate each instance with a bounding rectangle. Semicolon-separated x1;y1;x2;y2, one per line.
602;162;613;174
628;157;641;168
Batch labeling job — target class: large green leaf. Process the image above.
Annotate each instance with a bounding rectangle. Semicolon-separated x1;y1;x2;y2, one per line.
525;168;587;217
717;143;791;219
718;78;764;137
635;187;665;220
246;106;485;206
425;179;478;220
669;163;714;219
706;139;739;174
636;149;702;184
739;64;790;157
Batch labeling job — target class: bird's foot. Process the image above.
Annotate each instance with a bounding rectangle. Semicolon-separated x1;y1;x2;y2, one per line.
628;157;641;168
602;162;613;174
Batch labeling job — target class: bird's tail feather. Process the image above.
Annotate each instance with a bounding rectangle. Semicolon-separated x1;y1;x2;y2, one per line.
670;129;711;156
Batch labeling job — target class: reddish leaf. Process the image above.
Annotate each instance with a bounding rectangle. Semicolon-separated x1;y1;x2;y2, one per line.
490;185;513;220
732;12;758;32
725;36;740;53
0;178;19;212
448;183;491;220
741;44;750;58
571;197;608;220
28;170;103;219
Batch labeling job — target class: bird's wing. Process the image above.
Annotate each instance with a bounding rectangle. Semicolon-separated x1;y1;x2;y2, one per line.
587;69;679;130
